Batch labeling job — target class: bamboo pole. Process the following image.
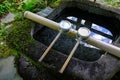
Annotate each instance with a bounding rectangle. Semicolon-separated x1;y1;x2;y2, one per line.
24;11;120;58
59;39;80;73
39;31;62;62
24;11;59;30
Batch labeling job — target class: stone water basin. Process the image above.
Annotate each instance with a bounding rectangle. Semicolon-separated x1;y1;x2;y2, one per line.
20;0;120;80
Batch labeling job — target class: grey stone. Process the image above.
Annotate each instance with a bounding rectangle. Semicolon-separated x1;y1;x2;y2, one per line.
37;7;54;17
1;12;15;23
0;56;23;80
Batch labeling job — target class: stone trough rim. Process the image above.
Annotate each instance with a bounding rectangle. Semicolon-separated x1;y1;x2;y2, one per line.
29;0;120;80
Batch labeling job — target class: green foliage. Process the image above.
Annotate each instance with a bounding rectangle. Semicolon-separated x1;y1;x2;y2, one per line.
50;0;62;8
105;0;120;8
0;44;10;57
0;46;18;57
0;1;8;17
0;0;22;17
0;23;8;38
14;12;24;21
24;0;46;11
46;0;57;5
0;0;58;58
0;23;18;57
6;19;35;52
0;0;58;17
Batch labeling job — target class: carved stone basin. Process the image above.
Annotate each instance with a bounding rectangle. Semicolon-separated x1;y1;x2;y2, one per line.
19;0;120;80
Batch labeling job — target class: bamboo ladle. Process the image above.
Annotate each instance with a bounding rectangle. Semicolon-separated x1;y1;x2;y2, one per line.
39;20;72;62
59;27;91;73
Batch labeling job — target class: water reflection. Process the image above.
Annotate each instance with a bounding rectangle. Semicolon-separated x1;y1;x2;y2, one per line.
67;16;113;49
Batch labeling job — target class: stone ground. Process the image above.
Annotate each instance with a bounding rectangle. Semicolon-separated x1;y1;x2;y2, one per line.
0;56;23;80
1;13;15;23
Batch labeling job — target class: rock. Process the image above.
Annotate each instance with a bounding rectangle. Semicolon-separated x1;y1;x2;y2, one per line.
37;7;54;17
1;12;15;23
1;12;15;29
18;56;58;80
0;56;23;80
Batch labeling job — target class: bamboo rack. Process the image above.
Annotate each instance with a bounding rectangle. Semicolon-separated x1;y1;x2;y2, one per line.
24;11;120;58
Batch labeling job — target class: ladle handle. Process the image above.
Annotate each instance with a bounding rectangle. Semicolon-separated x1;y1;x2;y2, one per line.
39;31;62;62
24;11;120;58
59;40;80;73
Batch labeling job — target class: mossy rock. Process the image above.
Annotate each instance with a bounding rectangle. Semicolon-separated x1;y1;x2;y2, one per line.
50;0;63;8
6;19;35;52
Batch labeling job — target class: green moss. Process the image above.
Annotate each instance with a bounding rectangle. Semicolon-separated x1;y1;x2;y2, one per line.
0;44;9;57
105;0;120;8
24;0;46;11
0;39;18;58
6;19;35;52
50;0;63;8
20;52;44;68
0;23;10;57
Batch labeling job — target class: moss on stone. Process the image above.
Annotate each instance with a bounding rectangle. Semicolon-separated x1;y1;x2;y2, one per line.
105;0;120;8
50;0;63;8
6;19;35;52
